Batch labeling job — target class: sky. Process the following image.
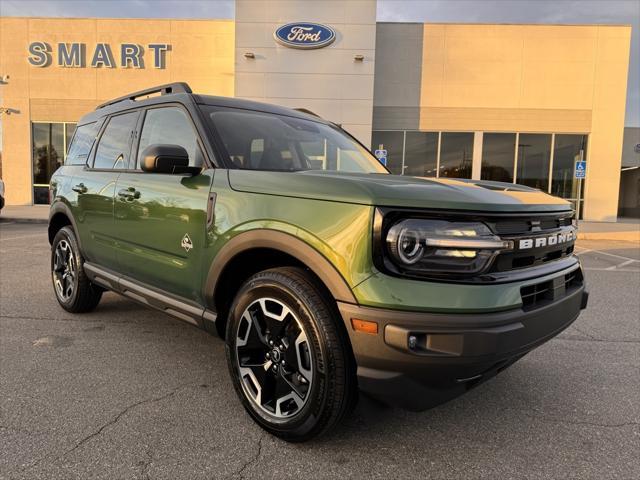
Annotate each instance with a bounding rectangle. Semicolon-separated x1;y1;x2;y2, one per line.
0;0;638;126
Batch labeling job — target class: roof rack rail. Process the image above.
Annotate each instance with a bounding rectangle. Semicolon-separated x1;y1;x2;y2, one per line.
294;108;322;118
96;82;192;110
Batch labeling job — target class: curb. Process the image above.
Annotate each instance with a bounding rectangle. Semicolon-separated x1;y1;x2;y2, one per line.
0;217;48;225
577;231;640;242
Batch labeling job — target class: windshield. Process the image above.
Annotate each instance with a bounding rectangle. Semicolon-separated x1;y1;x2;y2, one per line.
206;107;388;174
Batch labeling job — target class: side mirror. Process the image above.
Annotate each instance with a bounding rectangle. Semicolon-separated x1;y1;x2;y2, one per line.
140;144;201;175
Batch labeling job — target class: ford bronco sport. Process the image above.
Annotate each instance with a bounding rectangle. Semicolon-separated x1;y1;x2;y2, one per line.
49;83;588;441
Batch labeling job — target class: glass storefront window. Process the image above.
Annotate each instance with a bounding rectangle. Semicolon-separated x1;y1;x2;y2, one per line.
65;123;76;154
481;133;516;182
32;122;75;204
516;133;551;190
439;132;473;179
404;131;438;177
371;131;404;174
551;134;587;199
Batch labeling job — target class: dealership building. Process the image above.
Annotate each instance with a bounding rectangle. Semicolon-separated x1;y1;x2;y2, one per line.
0;0;634;221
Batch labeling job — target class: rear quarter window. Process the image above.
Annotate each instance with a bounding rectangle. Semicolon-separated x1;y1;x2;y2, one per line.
65;121;101;165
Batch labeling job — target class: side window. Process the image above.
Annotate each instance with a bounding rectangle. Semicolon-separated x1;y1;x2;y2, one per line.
93;112;138;169
65;122;101;165
137;107;204;168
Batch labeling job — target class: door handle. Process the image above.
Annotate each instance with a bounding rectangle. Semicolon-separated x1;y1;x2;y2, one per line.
117;187;141;201
72;183;87;194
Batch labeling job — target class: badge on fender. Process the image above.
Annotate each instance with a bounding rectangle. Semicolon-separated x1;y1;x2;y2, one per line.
181;233;193;252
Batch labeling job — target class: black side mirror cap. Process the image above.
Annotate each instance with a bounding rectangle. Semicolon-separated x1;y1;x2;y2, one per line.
140;144;202;175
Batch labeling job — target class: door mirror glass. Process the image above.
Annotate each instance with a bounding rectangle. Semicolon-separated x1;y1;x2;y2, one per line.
140;144;200;175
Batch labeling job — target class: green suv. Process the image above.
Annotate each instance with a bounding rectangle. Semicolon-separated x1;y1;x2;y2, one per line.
49;83;588;441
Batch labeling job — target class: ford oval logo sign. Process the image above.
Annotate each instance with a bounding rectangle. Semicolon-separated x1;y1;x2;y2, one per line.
274;22;336;49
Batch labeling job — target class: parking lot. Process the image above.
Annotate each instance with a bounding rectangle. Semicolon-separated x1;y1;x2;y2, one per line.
1;222;638;480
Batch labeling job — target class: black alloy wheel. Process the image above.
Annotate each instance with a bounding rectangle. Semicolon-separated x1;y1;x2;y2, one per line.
51;226;102;313
226;267;357;441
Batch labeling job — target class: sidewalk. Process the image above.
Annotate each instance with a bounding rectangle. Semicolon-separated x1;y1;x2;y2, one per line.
576;219;640;242
1;205;49;223
1;205;639;242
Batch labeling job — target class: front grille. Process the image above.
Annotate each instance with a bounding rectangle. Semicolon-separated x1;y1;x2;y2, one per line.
521;269;584;310
490;213;573;236
488;212;576;273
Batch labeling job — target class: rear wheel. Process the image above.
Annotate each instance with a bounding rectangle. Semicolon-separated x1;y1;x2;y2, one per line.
226;267;357;441
51;226;102;313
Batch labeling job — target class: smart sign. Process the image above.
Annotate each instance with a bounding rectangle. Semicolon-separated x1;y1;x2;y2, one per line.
27;42;170;69
274;23;336;49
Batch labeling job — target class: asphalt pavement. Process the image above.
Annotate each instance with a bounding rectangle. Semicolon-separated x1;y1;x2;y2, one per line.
1;222;638;479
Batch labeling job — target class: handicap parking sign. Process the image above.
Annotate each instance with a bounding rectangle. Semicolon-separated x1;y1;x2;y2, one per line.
575;160;586;179
374;147;387;166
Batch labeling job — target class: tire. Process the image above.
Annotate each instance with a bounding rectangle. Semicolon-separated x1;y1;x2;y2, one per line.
51;226;102;313
226;267;357;442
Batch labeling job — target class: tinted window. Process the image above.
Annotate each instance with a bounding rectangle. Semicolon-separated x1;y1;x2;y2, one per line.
404;131;438;177
32;123;64;204
551;134;588;199
93;112;138;169
439;132;474;179
209;108;387;173
481;133;516;182
66;122;99;165
137;107;204;168
517;133;551;190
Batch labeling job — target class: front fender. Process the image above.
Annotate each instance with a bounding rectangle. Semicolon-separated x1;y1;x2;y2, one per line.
203;228;358;307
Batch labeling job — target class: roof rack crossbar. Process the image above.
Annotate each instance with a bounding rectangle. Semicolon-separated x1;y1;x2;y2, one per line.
96;82;192;110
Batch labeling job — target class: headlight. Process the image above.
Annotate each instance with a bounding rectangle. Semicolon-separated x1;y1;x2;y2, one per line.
385;219;513;275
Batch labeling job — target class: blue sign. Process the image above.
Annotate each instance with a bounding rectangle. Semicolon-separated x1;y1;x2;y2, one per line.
274;23;336;49
575;160;586;179
374;148;387;166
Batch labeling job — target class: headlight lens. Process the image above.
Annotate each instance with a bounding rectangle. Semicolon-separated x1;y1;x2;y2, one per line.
386;219;513;275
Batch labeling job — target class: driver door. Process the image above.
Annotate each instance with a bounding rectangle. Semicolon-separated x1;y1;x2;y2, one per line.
113;105;214;302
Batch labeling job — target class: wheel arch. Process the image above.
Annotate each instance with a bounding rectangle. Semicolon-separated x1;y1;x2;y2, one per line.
205;230;357;337
48;202;83;252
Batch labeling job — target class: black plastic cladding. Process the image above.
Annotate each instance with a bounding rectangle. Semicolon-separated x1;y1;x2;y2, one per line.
372;207;578;285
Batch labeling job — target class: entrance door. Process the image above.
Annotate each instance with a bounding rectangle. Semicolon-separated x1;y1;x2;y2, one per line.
113;105;213;302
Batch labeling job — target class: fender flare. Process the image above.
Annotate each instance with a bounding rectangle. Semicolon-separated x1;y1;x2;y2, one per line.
48;201;84;253
204;229;358;307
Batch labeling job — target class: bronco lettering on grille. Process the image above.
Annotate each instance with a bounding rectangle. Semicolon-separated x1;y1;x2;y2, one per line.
518;230;576;250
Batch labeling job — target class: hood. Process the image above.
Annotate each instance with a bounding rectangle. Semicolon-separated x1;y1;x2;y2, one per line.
228;170;572;213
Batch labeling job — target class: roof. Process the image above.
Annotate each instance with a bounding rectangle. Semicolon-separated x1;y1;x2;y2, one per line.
78;83;326;125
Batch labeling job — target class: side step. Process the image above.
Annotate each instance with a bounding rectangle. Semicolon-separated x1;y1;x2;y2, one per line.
83;262;216;328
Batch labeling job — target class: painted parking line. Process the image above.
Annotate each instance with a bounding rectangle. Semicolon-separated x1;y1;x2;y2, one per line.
605;259;637;270
575;247;639;263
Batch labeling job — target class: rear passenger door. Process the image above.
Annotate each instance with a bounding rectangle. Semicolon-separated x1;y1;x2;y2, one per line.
71;111;139;270
113;104;214;302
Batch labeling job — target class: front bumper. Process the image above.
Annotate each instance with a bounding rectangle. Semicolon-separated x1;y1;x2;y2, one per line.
338;279;588;411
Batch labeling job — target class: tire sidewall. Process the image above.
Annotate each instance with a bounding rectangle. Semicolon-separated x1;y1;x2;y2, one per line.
51;226;82;309
226;275;333;439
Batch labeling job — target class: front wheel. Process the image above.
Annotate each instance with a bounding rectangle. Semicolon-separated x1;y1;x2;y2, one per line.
51;226;102;313
226;267;357;442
